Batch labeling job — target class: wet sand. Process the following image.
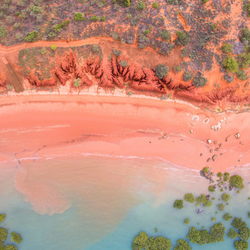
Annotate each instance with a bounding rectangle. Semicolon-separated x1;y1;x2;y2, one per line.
0;94;249;172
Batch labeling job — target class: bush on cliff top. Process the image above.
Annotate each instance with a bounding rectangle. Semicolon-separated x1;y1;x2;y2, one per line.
223;56;239;73
155;64;169;79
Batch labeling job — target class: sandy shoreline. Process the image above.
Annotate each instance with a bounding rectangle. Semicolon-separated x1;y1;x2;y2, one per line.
0;94;249;172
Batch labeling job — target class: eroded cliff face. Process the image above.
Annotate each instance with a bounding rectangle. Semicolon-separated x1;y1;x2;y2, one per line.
0;40;249;110
15;47;249;108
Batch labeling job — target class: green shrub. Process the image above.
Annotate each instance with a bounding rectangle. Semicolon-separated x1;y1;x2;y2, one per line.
159;30;171;41
217;172;223;179
223;172;230;181
184;219;189;225
73;78;81;88
223;56;239;73
202;0;209;3
137;1;146;10
132;232;172;250
248;212;250;218
174;239;191;250
238;225;250;241
222;193;230;202
144;29;150;35
155;64;169;79
0;214;5;223
186;227;200;244
223;213;233;221
210;223;225;243
0;26;7;38
217;203;225;211
10;232;22;244
231;217;247;230
234;240;248;250
209;185;215;192
0;227;8;242
237;70;246;80
196;194;212;207
183;71;193;81
227;228;238;239
193;74;207;87
100;16;106;22
184;193;195;203
211;217;216;222
74;12;85;21
202;167;208;173
117;0;130;7
230;175;244;189
240;27;250;44
25;31;38;42
174;199;183;209
174;31;190;46
238;53;250;69
245;1;250;17
222;44;233;53
51;45;56;51
152;2;159;8
211;24;216;30
90;15;100;21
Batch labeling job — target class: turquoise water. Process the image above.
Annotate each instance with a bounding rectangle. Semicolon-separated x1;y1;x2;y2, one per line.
0;155;250;250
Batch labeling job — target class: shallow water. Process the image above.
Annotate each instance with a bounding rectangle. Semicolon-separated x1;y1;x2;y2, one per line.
0;155;250;250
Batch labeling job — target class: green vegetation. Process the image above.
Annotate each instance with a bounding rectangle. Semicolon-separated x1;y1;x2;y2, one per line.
174;31;190;46
90;16;100;22
173;239;191;250
211;24;216;30
113;49;121;56
0;26;7;38
223;172;230;181
211;217;216;222
132;232;172;250
100;16;106;22
196;194;212;207
221;193;230;202
193;74;207;87
237;70;246;80
202;0;209;3
73;78;81;88
231;217;247;230
222;44;233;54
208;185;215;192
184;219;189;225
202;167;208;173
155;64;169;79
159;30;171;41
184;193;195;203
51;45;56;51
210;223;225;243
10;232;22;244
183;71;193;81
230;175;244;189
223;56;239;73
174;199;183;209
234;240;248;250
223;213;233;221
217;203;225;211
217;172;223;179
248;212;250;218
74;12;85;21
117;0;130;7
152;2;159;9
144;29;150;35
245;1;250;17
227;228;238;239
0;228;8;243
25;31;38;42
137;1;146;10
0;215;5;224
